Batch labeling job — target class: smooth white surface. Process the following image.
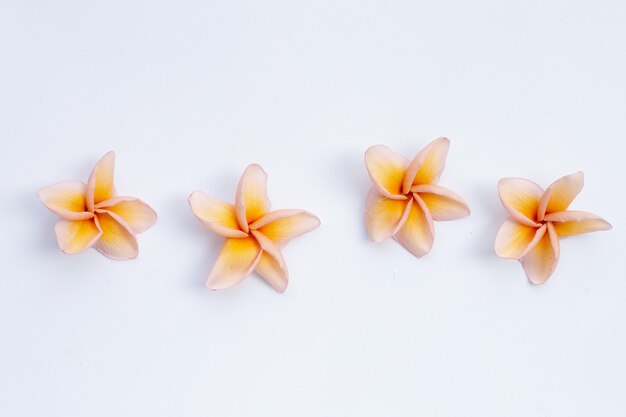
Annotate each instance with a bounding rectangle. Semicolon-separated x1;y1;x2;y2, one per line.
1;1;625;416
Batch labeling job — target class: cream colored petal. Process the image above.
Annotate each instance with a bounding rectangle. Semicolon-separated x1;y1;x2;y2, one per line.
364;145;409;199
363;188;412;242
37;181;93;220
249;209;320;246
86;151;116;211
411;184;470;221
93;211;138;260
235;164;271;232
497;178;543;227
54;218;102;254
521;223;560;285
537;172;584;220
393;194;434;257
494;219;540;259
544;210;612;237
188;191;247;238
402;137;450;193
251;231;289;293
206;236;262;290
96;196;157;234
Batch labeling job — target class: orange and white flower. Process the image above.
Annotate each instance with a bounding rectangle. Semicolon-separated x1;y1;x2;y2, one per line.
495;172;611;284
364;137;470;257
37;152;157;259
189;164;320;293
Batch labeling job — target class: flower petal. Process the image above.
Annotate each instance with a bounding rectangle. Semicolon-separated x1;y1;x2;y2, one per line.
37;181;93;220
393;194;434;257
96;197;157;234
249;209;320;246
206;236;262;290
86;151;116;211
411;184;470;221
494;219;540;259
364;145;409;199
544;210;612;237
188;191;247;238
521;223;560;285
402;137;450;193
251;230;289;293
250;230;285;267
93;211;138;260
255;252;289;293
497;178;543;227
364;188;412;242
54;218;102;254
537;172;584;220
235;164;271;232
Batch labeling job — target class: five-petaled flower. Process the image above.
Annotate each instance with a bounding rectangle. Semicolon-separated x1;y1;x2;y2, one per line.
495;172;611;284
37;151;157;259
189;164;320;293
364;137;470;257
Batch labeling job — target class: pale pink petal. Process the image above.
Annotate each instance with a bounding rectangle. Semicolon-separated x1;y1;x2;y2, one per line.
37;181;93;220
96;196;157;234
411;184;470;221
521;223;560;285
497;178;543;227
206;236;262;290
402;137;450;193
255;252;289;293
93;211;138;260
249;209;320;246
544;210;612;237
250;230;285;267
235;164;271;232
364;188;412;242
494;219;540;259
364;145;409;199
251;230;289;293
54;218;102;254
393;194;434;257
86;151;116;211
188;191;247;238
518;224;549;259
537;172;584;220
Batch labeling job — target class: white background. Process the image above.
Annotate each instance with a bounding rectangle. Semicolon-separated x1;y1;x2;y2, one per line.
1;1;625;416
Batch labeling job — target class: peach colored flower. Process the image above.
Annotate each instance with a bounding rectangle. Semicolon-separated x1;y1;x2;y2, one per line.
189;164;320;293
495;172;611;284
364;137;470;257
37;151;157;259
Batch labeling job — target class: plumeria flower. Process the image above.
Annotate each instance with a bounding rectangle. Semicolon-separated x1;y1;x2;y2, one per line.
189;164;320;293
364;137;470;257
495;172;612;284
37;152;157;259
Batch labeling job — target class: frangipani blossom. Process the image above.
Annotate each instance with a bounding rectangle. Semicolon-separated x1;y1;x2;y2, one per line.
37;152;157;259
495;172;611;284
189;164;320;293
364;137;470;257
